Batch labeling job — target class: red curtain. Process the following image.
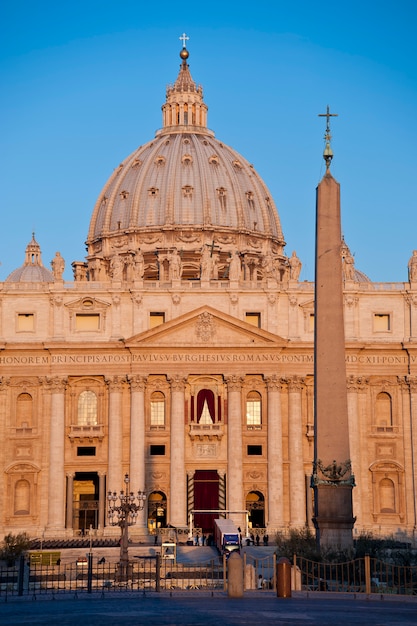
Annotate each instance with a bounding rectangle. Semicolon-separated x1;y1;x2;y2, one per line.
193;470;219;534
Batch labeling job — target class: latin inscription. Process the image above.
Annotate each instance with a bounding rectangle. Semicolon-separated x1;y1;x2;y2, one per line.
0;353;414;367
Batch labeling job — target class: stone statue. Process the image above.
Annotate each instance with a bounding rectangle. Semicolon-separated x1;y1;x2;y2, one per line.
261;252;277;280
343;250;355;281
408;250;417;282
110;254;124;280
133;249;145;280
289;251;302;280
228;250;241;281
168;248;182;280
200;246;212;280
51;251;65;280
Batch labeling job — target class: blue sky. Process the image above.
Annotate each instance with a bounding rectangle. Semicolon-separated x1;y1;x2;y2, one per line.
1;1;416;282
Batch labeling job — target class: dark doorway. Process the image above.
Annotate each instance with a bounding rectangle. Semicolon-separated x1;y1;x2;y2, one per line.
193;470;219;534
246;491;265;528
73;472;99;533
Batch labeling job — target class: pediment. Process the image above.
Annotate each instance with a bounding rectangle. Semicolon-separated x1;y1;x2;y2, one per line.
64;296;110;311
124;305;287;347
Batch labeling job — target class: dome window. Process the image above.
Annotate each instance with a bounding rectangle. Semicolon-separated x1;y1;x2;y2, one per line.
216;187;227;211
148;187;159;197
182;185;193;198
131;158;142;169
182;154;193;165
120;190;129;200
183;137;190;144
209;155;219;165
233;160;243;170
155;156;166;166
246;191;255;210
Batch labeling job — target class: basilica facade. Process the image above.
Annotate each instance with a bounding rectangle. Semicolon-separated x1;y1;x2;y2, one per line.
1;45;417;543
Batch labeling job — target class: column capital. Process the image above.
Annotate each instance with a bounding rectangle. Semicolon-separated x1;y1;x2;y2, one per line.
286;375;305;392
406;376;417;393
225;374;244;391
264;374;283;391
168;374;187;391
44;376;68;393
128;374;148;391
106;375;127;391
0;377;10;391
346;375;369;392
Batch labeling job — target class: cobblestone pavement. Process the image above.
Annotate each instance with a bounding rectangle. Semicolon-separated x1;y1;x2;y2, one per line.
2;592;417;625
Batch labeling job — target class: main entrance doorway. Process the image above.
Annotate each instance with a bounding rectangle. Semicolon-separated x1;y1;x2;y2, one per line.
73;472;99;533
193;470;219;534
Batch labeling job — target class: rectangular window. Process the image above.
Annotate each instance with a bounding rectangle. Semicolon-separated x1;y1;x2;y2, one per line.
75;313;100;331
373;314;390;332
309;313;315;332
247;445;262;456
246;400;261;426
245;312;261;328
150;445;165;455
151;401;165;426
77;447;96;456
150;312;165;328
17;313;34;331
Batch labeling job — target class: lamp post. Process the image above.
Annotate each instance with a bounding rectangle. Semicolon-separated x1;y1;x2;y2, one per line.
107;474;146;581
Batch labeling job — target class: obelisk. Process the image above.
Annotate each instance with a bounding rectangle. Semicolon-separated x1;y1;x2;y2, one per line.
312;107;355;550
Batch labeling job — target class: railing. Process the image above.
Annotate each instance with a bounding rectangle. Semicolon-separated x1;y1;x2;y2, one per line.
2;553;417;598
294;554;417;595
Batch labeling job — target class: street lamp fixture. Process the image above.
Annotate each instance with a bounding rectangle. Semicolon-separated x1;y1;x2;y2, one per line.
107;473;146;580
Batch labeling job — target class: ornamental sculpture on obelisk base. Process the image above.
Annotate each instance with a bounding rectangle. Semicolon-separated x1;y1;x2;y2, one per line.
311;107;356;549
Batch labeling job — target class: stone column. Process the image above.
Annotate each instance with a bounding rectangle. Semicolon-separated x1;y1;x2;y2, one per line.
46;377;67;534
287;376;306;527
346;376;368;526
225;375;244;520
408;296;417;341
107;376;125;493
265;375;284;530
129;375;147;530
169;375;187;527
66;473;74;530
98;472;106;531
406;377;417;532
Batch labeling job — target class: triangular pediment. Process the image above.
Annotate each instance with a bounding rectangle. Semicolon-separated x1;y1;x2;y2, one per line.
124;305;287;346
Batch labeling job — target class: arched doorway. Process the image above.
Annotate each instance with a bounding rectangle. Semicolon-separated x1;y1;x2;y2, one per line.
246;491;265;528
147;491;167;533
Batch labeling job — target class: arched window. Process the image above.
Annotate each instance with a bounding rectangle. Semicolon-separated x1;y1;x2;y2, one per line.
77;391;98;426
16;392;33;428
14;479;30;515
246;391;262;426
150;391;165;426
375;392;392;429
379;477;395;513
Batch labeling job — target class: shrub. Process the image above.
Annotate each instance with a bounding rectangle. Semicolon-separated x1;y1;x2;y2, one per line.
0;532;31;566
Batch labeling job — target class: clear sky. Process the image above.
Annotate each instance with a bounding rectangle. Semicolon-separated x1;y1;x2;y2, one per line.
1;1;416;282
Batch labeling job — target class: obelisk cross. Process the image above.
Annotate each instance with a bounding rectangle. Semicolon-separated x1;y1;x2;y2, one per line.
318;105;338;170
179;33;189;48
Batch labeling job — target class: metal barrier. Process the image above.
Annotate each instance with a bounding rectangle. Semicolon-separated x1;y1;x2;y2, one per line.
243;552;276;590
2;553;417;598
294;554;417;595
160;557;224;591
0;556;160;597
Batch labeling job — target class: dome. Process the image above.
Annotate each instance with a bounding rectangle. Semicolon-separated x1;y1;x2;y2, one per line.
85;46;288;283
6;234;54;283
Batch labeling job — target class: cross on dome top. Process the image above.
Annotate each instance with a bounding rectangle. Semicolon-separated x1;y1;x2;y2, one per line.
179;33;189;48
